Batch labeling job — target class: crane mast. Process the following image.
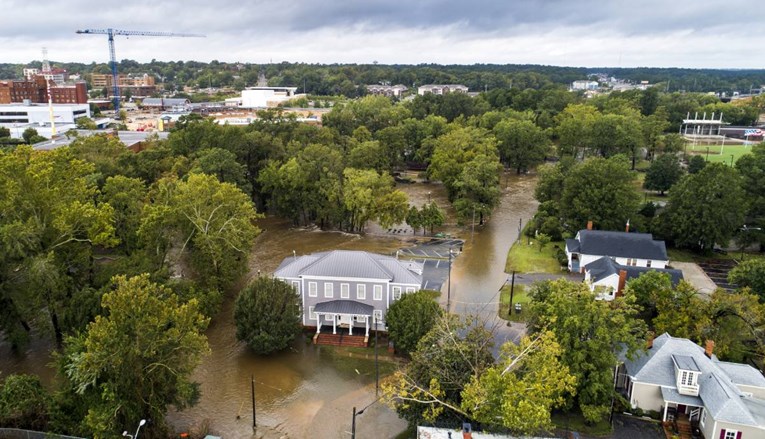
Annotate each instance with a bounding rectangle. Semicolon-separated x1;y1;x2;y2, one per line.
76;28;205;113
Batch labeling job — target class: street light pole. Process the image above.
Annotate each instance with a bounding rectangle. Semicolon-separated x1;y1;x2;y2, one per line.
374;314;379;397
122;419;146;439
447;245;453;312
351;406;357;439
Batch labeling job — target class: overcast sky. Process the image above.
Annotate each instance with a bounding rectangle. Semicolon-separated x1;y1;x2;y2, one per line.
1;0;761;68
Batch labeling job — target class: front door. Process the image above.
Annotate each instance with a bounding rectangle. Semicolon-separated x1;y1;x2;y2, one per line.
677;404;686;414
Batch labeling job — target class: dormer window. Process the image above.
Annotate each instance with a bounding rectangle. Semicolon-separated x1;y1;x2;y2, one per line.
672;354;701;396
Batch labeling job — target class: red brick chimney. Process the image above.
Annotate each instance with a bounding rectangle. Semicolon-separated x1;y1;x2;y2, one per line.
616;270;628;296
646;332;655;349
705;340;715;358
587;220;593;231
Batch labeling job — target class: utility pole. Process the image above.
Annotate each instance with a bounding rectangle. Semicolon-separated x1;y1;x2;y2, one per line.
447;246;453;312
471;206;475;242
374;314;379;397
351;406;357;439
508;271;516;317
251;375;257;429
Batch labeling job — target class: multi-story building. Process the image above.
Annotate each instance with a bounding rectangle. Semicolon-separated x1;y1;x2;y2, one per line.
90;74;158;97
417;84;469;95
0;103;91;139
274;250;423;338
0;77;88;105
366;84;408;97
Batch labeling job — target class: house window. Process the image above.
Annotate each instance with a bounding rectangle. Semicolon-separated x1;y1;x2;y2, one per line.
340;283;349;299
374;285;383;301
292;281;300;293
373;309;383;323
631;259;638;266
646;260;652;268
357;284;366;300
308;282;317;297
406;287;416;293
723;430;738;439
325;314;334;322
325;283;333;298
392;286;402;300
308;306;316;320
680;371;695;386
354;316;366;323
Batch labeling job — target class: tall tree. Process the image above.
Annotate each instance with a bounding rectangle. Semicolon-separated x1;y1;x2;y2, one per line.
644;153;683;195
64;275;209;438
528;279;645;423
493;118;550;173
560;156;641;232
234;277;302;354
386;290;443;355
665;163;746;252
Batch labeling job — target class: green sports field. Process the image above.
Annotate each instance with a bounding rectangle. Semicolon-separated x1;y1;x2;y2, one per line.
685;142;756;166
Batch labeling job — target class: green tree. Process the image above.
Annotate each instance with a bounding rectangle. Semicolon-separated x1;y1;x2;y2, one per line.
665;163;746;252
0;374;50;430
234;277;302;354
75;117;98;130
536;233;551;253
428;126;499;201
528;279;645;423
493;118;549;174
555;104;598;157
736;143;765;248
688;155;706;174
69;134;129;184
421;201;446;234
560;156;641;232
623;271;674;320
460;331;576;434
189;147;252;194
22;127;44;144
101;175;147;253
382;315;495;427
386;290;443;355
644;154;683;195
405;205;423;235
140;174;261;288
729;259;765;299
453;152;502;225
64;275;209;438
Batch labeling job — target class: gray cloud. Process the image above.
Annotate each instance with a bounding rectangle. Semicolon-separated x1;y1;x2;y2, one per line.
0;0;761;68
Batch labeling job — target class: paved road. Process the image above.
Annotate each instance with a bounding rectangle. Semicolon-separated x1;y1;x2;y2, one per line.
507;272;584;286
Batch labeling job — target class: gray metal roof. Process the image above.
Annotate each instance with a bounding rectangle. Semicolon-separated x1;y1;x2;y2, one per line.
661;386;703;407
623;333;765;427
585;256;683;285
314;300;373;316
565;238;580;253
33;130;169;151
574;230;668;261
274;250;423;287
141;97;190;106
672;354;701;372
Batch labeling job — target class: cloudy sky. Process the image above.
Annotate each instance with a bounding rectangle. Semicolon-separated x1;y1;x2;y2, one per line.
1;0;761;68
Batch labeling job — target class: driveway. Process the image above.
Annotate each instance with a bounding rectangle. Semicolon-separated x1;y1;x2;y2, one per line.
671;262;717;295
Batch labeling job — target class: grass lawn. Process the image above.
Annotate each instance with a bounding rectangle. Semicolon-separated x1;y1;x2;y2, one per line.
498;284;529;322
551;410;612;437
686;142;754;165
505;239;563;274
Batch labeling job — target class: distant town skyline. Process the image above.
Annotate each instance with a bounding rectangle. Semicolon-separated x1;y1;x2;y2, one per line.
1;0;762;69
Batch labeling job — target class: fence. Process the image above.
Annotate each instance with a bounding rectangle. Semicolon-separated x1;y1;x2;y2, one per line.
0;428;87;439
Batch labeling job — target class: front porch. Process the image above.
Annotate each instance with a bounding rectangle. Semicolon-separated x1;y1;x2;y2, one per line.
310;300;380;347
660;387;703;439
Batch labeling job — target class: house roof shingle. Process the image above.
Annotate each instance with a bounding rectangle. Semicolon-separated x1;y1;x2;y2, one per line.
585;256;683;285
574;230;668;261
623;333;765;427
274;250;423;287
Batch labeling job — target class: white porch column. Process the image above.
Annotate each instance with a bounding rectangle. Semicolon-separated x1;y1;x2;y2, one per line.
316;316;321;334
365;316;370;336
349;316;353;336
663;403;668;422
332;314;337;334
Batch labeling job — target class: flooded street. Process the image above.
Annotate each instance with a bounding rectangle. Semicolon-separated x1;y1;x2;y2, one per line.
1;173;538;439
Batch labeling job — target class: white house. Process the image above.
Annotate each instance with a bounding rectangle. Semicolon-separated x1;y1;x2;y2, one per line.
417;84;469;95
565;225;669;273
274;250;423;341
617;333;765;439
583;256;684;301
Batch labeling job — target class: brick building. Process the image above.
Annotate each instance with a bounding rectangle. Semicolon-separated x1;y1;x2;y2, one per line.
0;77;88;105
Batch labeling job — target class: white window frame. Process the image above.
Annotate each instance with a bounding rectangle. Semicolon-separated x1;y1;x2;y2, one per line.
308;282;317;297
308;305;316;321
292;281;300;293
373;285;383;301
724;430;737;439
357;284;366;300
340;283;350;299
354;316;366;323
392;286;402;300
373;309;383;323
700;410;706;427
325;314;334;322
325;283;333;298
406;287;416;293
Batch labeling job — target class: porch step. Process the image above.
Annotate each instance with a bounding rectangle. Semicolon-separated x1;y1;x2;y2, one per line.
314;333;368;347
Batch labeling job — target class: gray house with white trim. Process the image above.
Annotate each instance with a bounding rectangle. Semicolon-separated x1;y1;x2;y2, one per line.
566;228;669;273
274;250;423;337
617;333;765;439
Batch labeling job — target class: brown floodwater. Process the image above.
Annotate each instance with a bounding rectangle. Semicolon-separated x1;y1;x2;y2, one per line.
0;174;538;439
